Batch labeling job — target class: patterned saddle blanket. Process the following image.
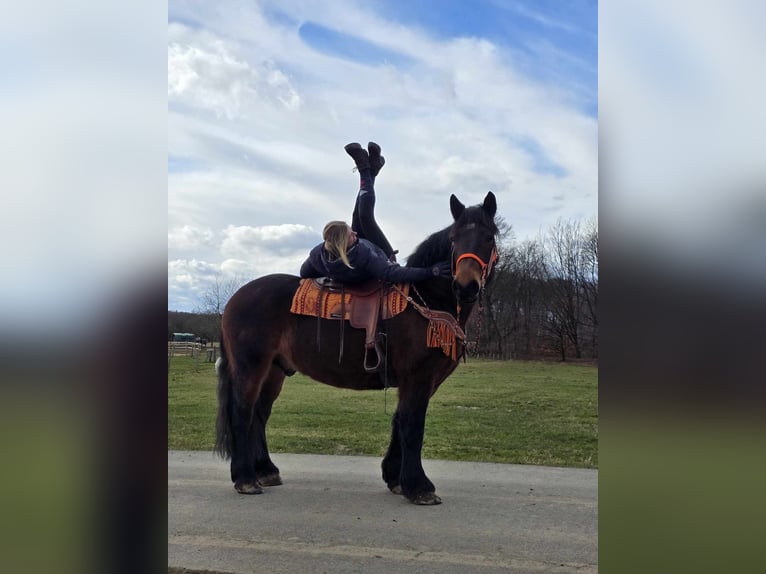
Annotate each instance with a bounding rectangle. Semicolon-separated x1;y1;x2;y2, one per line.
289;278;409;322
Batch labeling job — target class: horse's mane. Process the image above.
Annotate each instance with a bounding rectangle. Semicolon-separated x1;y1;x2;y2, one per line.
405;203;498;268
405;227;452;267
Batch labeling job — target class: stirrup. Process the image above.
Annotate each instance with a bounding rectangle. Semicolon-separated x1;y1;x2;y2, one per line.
363;342;384;373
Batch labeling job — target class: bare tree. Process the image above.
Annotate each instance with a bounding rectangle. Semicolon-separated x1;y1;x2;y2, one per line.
512;238;547;358
542;219;588;359
578;219;598;358
478;242;515;358
196;273;248;318
194;273;249;340
477;235;550;359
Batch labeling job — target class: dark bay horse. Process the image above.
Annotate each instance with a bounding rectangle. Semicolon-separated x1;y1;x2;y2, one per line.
215;192;498;504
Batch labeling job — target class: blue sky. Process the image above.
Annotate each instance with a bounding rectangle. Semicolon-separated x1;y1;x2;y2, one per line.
168;0;598;311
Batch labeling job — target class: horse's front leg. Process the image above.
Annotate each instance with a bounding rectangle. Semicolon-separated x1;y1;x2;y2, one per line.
397;382;441;505
381;409;403;494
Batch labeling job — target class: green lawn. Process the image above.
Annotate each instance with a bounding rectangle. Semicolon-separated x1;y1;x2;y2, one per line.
168;356;597;468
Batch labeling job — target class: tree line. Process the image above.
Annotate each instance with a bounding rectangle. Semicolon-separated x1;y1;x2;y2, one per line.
468;217;598;361
167;310;221;343
168;217;597;362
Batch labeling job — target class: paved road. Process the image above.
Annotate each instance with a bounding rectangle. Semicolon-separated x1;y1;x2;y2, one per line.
168;451;597;573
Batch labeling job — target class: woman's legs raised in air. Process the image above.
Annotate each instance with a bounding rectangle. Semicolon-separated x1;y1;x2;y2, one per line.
345;142;395;260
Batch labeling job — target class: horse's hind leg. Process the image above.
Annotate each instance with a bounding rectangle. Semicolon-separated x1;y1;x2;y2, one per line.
252;366;285;487
229;359;272;494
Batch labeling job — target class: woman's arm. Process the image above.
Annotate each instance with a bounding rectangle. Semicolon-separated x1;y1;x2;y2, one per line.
363;246;448;283
299;246;324;278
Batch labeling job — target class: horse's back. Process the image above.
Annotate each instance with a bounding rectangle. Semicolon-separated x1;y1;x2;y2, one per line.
223;273;300;331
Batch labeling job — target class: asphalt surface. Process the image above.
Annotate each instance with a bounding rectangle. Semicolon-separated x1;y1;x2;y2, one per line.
168;451;598;573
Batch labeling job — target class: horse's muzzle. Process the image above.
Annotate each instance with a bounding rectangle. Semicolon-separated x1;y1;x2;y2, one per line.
453;279;480;305
453;254;485;306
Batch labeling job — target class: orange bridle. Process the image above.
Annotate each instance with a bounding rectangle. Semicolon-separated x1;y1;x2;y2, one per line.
454;246;498;288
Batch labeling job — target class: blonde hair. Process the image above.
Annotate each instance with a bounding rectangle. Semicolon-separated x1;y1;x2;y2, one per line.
322;221;354;269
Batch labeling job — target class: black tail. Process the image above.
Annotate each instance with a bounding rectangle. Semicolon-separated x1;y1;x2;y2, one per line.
214;337;233;459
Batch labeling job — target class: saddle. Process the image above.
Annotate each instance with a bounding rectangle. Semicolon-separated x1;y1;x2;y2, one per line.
290;278;410;372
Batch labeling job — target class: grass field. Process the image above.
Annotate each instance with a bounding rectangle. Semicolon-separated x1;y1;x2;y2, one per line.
168;356;597;468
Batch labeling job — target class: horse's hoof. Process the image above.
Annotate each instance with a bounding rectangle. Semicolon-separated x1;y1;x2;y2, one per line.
411;492;442;505
389;484;403;495
234;481;263;495
257;473;283;487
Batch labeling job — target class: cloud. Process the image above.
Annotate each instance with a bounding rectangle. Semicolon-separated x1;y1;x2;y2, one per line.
219;258;254;277
506;2;580;34
168;40;255;119
168;258;219;283
168;258;222;310
221;224;318;259
168;225;215;250
168;30;301;119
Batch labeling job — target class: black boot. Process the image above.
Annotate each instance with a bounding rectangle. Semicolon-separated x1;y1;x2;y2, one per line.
368;141;385;177
344;142;370;172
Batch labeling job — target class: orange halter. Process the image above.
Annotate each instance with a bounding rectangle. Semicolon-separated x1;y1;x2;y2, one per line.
454;247;498;288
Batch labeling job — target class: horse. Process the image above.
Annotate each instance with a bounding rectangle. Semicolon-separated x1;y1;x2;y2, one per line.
215;191;499;505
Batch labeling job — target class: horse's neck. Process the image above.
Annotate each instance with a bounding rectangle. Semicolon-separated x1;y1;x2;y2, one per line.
412;280;468;323
456;300;477;329
415;280;482;330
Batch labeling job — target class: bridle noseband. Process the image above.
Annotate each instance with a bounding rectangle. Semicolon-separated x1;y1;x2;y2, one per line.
454;247;498;288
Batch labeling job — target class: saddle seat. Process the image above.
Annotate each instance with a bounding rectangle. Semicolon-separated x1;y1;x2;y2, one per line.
313;276;383;297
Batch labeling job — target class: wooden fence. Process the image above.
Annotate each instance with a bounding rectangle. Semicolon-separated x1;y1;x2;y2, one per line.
167;342;218;362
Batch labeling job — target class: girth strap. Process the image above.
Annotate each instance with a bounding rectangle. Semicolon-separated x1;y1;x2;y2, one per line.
315;283;323;352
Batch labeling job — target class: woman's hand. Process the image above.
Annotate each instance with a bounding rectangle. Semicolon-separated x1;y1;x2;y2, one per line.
431;261;452;277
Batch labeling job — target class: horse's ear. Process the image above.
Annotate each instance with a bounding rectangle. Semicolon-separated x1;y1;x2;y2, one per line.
483;191;497;218
450;194;465;220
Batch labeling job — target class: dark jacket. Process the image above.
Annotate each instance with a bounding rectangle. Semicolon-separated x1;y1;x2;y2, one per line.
299;238;434;284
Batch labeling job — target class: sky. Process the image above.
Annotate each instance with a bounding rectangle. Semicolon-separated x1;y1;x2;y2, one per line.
168;0;598;311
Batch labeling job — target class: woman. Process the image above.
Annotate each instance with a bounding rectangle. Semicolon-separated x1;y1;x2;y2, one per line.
300;141;451;284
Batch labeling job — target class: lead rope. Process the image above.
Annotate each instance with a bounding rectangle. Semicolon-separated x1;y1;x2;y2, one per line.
475;247;497;356
382;330;389;414
467;288;486;357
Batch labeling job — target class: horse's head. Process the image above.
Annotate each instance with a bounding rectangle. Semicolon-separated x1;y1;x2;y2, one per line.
449;191;498;305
